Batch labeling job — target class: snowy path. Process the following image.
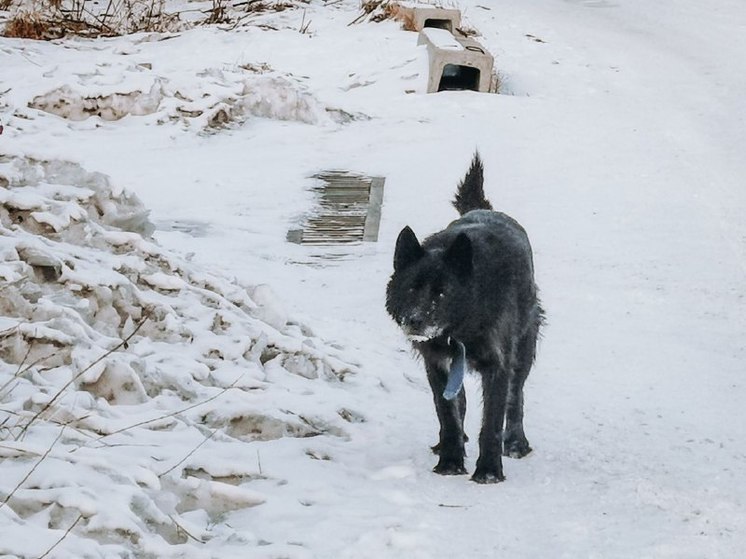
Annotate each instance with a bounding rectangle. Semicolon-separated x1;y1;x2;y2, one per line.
2;0;745;557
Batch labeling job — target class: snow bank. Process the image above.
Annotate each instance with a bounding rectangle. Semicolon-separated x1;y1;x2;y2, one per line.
29;83;165;122
0;154;358;558
27;65;362;131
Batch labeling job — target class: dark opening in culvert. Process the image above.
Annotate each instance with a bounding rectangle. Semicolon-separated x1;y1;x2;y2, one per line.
423;18;453;32
438;64;480;92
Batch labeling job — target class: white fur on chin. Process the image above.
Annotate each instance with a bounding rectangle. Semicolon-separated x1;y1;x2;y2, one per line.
407;334;431;343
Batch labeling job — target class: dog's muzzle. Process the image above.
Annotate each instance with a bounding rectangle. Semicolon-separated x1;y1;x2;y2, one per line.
402;321;444;343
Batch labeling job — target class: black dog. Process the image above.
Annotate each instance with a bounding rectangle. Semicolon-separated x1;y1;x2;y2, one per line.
386;153;543;483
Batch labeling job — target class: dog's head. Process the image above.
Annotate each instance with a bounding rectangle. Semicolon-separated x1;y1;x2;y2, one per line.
385;226;473;342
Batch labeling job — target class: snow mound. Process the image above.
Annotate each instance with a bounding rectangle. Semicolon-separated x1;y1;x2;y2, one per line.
29;83;165;122
27;64;364;130
0;155;358;557
186;73;337;129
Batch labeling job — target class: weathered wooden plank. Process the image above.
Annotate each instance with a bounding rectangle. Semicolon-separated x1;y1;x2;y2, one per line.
363;176;385;242
289;171;385;246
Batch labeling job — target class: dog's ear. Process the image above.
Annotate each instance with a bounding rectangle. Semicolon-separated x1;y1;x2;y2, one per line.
394;226;424;271
445;233;472;277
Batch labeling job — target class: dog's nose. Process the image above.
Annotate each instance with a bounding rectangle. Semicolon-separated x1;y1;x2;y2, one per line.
406;317;425;332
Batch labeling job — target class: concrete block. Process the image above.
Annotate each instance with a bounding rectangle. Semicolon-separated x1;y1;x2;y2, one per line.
418;28;495;93
392;2;462;33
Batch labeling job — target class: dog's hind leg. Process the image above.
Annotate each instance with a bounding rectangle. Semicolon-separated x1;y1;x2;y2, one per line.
504;323;540;458
421;342;467;475
503;369;531;459
473;361;509;483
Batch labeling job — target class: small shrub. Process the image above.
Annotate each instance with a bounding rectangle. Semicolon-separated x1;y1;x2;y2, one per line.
3;11;51;39
3;0;180;38
205;0;230;25
2;0;309;39
352;1;418;28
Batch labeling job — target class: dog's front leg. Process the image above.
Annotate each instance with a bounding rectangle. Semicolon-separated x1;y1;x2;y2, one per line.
473;365;509;483
422;345;466;475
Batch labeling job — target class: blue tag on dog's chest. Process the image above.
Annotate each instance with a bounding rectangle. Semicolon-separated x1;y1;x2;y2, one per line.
443;339;466;400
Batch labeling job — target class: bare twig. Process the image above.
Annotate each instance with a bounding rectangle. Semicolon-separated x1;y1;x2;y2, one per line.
232;0;264;8
78;3;116;34
0;443;35;455
95;372;244;442
0;333;30;397
14;340;33;375
14;314;149;441
205;0;230;24
1;426;66;510
0;349;59;399
1;408;98;445
19;350;59;374
169;514;206;543
158;427;218;477
218;11;259;31
298;8;311;33
0;380;19;402
37;513;84;559
348;11;366;26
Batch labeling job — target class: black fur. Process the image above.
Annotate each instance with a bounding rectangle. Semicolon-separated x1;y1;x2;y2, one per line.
386;153;543;484
452;152;492;215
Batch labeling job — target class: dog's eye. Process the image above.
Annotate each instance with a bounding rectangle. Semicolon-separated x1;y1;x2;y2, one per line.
410;279;425;294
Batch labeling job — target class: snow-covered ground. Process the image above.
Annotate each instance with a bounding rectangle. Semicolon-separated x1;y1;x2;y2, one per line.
1;0;745;557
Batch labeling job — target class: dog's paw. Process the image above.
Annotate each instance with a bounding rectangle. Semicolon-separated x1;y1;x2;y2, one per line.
471;469;505;484
433;459;467;476
503;438;532;459
431;435;469;456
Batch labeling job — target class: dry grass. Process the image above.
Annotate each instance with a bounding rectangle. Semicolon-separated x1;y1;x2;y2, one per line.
492;70;505;95
389;4;415;30
3;10;52;39
2;0;311;38
351;1;419;29
350;0;390;25
204;0;230;24
2;0;179;38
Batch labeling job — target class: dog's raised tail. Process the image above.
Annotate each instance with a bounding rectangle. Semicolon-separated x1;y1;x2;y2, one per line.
452;152;493;216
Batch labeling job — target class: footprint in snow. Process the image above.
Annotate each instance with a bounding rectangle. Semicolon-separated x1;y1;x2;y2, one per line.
370;464;416;481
